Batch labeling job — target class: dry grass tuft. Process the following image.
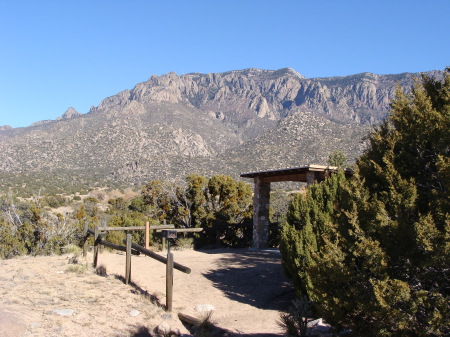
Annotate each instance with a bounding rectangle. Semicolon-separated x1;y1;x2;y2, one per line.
65;263;88;274
62;244;82;256
194;311;217;337
95;264;107;276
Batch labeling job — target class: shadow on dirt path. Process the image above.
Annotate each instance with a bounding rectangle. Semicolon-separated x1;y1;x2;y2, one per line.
201;249;294;311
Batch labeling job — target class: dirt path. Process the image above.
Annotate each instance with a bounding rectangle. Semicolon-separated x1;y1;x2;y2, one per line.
0;248;294;336
101;248;294;335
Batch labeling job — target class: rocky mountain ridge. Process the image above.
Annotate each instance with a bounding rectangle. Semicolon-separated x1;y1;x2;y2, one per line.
92;67;439;128
0;68;442;194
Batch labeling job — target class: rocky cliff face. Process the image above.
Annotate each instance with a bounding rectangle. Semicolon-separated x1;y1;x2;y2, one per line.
96;67;434;128
0;68;442;193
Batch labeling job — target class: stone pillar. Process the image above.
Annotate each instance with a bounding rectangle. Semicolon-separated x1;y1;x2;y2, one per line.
252;177;271;250
306;171;318;185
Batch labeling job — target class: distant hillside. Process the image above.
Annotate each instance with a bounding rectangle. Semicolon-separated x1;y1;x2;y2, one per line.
0;68;442;195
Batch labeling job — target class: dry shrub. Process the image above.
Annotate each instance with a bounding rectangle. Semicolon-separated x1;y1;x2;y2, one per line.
277;297;313;337
62;244;82;256
66;263;88;274
95;264;107;276
194;311;217;337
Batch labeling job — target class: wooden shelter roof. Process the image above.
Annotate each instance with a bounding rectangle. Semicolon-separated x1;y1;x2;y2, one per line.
240;164;352;183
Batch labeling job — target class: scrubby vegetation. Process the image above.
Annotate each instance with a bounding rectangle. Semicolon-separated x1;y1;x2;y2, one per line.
280;70;450;336
0;174;259;258
139;174;254;247
4;71;447;336
0;194;83;258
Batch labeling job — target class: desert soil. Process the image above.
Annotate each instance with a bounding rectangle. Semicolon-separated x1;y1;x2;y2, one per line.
0;248;294;336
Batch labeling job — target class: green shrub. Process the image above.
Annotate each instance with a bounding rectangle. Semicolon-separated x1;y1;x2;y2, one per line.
280;70;450;336
0;220;32;258
42;195;67;208
175;237;194;250
0;195;83;258
104;212;152;247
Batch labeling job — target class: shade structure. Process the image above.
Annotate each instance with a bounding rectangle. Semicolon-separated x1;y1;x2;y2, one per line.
241;165;352;249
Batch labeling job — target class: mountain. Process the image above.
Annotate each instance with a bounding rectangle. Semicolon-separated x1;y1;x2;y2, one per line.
57;107;82;121
0;68;443;194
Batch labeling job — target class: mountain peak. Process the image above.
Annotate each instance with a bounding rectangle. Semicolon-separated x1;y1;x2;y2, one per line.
58;107;82;120
273;67;306;78
0;125;12;131
219;67;305;79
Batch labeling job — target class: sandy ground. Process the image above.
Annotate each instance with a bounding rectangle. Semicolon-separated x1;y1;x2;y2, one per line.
0;248;294;336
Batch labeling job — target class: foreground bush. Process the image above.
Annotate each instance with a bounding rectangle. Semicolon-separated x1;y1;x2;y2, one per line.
280;70;450;336
0;195;83;258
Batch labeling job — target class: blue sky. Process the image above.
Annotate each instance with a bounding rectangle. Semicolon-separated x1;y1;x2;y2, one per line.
1;0;449;128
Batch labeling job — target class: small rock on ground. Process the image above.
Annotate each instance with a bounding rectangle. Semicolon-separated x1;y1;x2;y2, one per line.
195;304;215;312
52;309;76;316
130;309;140;317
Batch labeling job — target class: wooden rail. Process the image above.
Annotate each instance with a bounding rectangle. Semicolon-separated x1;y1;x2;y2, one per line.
98;225;175;231
84;228;140;260
155;228;203;233
86;227;95;236
98;238;140;255
88;222;176;250
122;239;191;274
122;234;188;312
82;223;194;312
156;227;203;250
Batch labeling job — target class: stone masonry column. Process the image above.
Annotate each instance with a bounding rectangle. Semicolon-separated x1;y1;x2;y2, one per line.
306;171;318;185
252;177;271;250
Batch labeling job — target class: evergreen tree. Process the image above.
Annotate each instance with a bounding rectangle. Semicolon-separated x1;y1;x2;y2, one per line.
140;174;253;229
280;70;450;336
327;150;348;168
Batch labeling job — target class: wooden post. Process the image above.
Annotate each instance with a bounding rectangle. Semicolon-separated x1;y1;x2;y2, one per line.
125;234;132;285
162;219;167;251
166;252;174;312
145;221;150;249
93;225;99;267
83;222;88;258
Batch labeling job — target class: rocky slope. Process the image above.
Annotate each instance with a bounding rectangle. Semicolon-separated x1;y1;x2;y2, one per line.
0;68;442;194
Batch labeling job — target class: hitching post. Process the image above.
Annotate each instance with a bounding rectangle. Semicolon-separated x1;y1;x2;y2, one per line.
126;234;132;285
93;225;99;267
83;221;88;258
162;230;177;312
145;221;150;249
166;252;174;312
